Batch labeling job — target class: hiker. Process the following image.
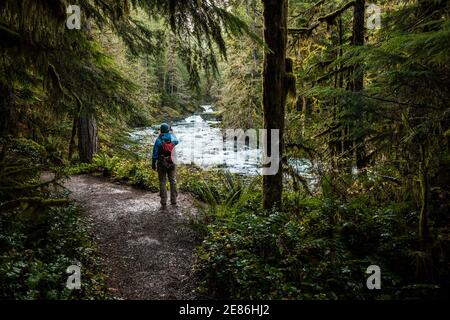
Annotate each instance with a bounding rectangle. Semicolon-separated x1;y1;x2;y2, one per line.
152;123;179;206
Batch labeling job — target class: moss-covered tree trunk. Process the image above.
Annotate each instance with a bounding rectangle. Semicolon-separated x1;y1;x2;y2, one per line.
68;116;78;162
262;0;288;209
68;96;82;162
77;107;98;163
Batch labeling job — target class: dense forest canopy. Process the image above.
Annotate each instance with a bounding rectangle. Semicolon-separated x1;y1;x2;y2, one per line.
0;0;449;301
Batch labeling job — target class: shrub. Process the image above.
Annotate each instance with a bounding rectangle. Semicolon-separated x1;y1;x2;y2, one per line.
195;184;445;299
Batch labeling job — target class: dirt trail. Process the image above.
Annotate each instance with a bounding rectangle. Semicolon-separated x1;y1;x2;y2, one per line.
64;174;199;300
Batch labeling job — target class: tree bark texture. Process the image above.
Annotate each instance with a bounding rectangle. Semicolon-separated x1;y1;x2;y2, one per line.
262;0;288;209
77;107;98;163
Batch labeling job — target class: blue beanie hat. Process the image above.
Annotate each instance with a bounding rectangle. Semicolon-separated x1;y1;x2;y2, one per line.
160;123;170;133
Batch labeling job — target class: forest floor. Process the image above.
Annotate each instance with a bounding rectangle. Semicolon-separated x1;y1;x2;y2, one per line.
64;174;199;300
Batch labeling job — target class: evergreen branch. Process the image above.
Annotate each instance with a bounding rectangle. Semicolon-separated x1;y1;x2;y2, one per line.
0;197;70;212
318;1;356;25
283;158;313;196
290;1;356;37
0;180;58;191
288;23;320;35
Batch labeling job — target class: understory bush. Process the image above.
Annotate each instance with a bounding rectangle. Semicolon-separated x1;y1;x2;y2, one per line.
0;204;111;299
195;178;448;300
0;137;111;299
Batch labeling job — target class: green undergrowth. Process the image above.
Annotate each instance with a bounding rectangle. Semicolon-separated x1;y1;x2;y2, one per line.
0;137;112;299
193;176;449;300
0;204;112;299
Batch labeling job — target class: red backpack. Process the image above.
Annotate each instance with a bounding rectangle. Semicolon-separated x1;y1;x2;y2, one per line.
160;136;175;168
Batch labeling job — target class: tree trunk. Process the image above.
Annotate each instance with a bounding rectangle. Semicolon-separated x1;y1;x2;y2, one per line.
352;0;366;168
352;0;365;90
251;0;259;64
419;144;430;245
419;164;430;244
68;116;78;162
262;0;288;209
0;81;16;136
77;107;98;163
68;96;82;162
77;19;98;164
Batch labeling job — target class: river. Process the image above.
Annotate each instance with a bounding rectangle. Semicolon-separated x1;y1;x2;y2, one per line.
130;105;313;178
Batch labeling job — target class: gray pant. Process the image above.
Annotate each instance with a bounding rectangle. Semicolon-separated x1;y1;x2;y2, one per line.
157;162;177;205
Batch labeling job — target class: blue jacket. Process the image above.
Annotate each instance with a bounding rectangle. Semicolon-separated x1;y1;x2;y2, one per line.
152;132;179;167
